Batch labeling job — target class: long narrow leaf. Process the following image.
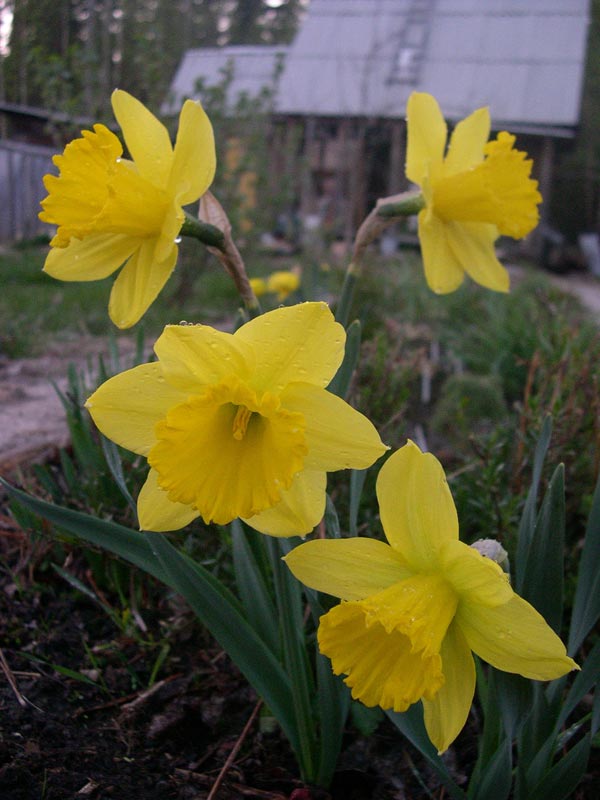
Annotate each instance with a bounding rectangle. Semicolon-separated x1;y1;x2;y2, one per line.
146;532;300;758
568;467;600;654
516;415;552;593
386;707;465;800
557;636;600;729
2;480;170;585
231;520;279;654
100;435;137;515
349;469;367;537
267;537;317;781
519;464;564;632
315;652;350;787
469;739;512;800
526;734;591;800
328;319;361;399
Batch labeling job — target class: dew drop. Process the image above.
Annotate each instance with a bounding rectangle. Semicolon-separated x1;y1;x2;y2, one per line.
174;236;182;244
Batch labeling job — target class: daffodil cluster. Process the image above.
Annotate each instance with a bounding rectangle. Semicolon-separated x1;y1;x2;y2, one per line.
285;441;577;753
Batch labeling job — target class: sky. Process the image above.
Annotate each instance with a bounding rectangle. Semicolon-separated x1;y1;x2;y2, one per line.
0;5;12;56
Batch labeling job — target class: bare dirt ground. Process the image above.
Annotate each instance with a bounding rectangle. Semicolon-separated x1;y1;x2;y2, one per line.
0;337;136;475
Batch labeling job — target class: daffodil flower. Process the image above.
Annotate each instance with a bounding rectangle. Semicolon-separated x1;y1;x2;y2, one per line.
406;92;541;294
85;302;387;535
39;90;216;328
266;270;301;301
285;440;577;753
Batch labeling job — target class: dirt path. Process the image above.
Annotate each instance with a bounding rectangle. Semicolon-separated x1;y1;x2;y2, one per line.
0;338;135;474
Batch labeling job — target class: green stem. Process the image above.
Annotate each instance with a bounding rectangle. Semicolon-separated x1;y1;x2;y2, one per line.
376;191;425;218
266;537;318;783
180;211;226;249
335;260;361;328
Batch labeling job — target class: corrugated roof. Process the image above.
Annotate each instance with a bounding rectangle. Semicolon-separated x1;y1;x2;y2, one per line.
165;0;590;133
163;46;285;114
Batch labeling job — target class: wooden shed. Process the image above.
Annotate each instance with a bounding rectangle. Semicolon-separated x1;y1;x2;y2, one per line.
165;1;593;243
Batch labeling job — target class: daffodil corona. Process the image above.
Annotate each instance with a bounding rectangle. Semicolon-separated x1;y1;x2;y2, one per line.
406;92;541;294
39;90;216;328
85;302;387;535
285;441;577;753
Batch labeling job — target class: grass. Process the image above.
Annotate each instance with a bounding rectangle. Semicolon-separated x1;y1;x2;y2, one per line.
0;239;243;358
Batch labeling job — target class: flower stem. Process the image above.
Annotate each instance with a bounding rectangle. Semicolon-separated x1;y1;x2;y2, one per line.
180;212;225;249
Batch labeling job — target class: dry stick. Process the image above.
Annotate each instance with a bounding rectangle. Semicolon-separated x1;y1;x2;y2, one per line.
207;698;263;800
0;646;28;708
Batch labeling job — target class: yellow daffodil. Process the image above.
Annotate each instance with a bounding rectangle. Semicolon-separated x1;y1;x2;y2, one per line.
285;440;577;753
406;92;541;294
266;269;301;301
85;302;387;535
39;90;216;329
249;277;268;297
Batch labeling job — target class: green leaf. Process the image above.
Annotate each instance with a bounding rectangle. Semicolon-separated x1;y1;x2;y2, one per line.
2;480;170;585
324;494;342;539
146;532;301;759
386;707;465;800
315;652;350;787
515;415;552;593
557;636;600;729
526;734;591;800
468;739;512;800
100;435;137;515
3;481;302;760
492;670;533;739
230;520;279;654
592;685;600;737
266;536;317;781
328;319;361;399
519;464;565;632
349;469;367;537
568;467;600;654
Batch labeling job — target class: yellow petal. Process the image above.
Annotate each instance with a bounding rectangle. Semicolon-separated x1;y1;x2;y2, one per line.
154;324;254;393
417;211;465;294
457;594;578;680
235;302;345;392
137;468;199;532
85;363;187;455
422;622;475;753
440;539;513;607
108;237;178;328
376;441;458;570
43;233;138;281
446;221;509;292
281;382;388;470
111;90;173;188
406;93;447;185
168;100;216;206
148;379;307;525
244;470;326;537
443;107;490;176
284;537;411;600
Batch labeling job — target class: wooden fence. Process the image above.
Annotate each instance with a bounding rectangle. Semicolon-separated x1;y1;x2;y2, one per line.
0;139;56;243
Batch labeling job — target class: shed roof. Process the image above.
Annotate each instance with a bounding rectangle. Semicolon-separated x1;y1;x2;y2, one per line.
165;0;590;135
163;45;285;114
